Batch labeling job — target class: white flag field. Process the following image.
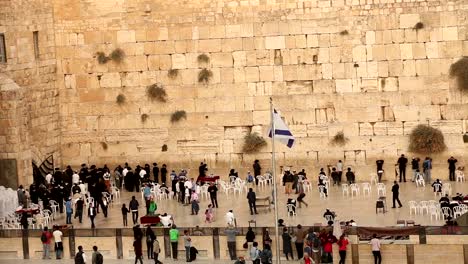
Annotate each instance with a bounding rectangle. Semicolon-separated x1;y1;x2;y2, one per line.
268;109;295;148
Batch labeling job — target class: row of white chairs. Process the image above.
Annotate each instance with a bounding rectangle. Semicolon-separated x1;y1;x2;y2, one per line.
341;182;386;197
408;200;468;221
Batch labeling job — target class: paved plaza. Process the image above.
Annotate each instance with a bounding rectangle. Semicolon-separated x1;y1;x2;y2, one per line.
50;180;468;229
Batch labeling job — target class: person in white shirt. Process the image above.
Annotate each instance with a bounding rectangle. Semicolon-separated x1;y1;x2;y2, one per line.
123;167;129;177
45;173;52;185
336;160;343;184
72;172;80;185
79;181;86;195
184;179;193;193
225;210;236;226
370;234;381;264
52;227;63;259
159;213;173;227
139;169;146;179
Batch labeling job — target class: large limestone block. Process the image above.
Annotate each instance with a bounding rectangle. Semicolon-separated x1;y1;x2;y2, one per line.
221;38;242;52
117;30;136;43
352;45;367;62
264;36;285;50
211;53;233;67
99;72;121;88
430;120;463;134
400;43;413;59
399;14;421;29
313;80;335;93
412;43;426;59
442;27;458;41
245;67;259;82
385;44;401;60
171;54;186;69
335;79;353;93
198;39;222;52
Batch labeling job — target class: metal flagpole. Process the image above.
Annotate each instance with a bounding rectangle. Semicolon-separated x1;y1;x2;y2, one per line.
270;97;281;264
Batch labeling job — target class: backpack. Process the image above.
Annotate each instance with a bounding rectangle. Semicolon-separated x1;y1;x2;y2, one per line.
313;236;321;249
74;252;84;264
95;252;103;264
40;232;48;243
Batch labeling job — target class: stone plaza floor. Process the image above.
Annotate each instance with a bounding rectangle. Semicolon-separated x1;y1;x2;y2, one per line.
51;179;468;228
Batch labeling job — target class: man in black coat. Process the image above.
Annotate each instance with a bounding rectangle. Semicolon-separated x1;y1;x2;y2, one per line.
246;188;258;215
253;160;261;186
207;183;218;208
397;154;408;182
152;163;159;183
391;181;402;208
448;156;457;181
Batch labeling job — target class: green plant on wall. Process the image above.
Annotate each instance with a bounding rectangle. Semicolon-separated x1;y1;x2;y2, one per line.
171;110;187;123
449;57;468;91
146;84;167;102
168;69;179;79
110;48;125;63
141;113;149;123
330;131;349;146
242;132;267;153
198;68;213;84
95;48;125;64
116;94;126;105
197;53;210;64
408;124;447;154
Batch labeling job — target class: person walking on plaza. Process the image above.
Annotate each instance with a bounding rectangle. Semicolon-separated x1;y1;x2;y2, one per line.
225;224;239;260
91;246;103;264
370;234;382;264
133;238;143;264
208;182;219;208
169;225;180;260
130;196;139;225
253;159;262;186
282;227;294;260
154;237;162;264
411;157;420;182
183;230;192;262
397;154;408;182
53;226;64;259
391;181;402;208
338;233;349;264
146;226;156;259
75;197;84;223
448;156;458;181
41;227;53;259
247;188;258;215
65;198;73;224
336;160;343;183
246;227;256;256
121;204;129;226
260;244;273;264
74;245;87;264
283;170;294;195
295;224;306;259
88;202;96;228
250;242;261;264
423;157;432;182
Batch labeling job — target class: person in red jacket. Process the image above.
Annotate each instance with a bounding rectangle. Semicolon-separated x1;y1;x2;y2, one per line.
337;233;349;264
321;231;337;263
41;227;53;259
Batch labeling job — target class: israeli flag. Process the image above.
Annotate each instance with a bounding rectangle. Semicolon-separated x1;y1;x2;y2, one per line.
268;109;295;148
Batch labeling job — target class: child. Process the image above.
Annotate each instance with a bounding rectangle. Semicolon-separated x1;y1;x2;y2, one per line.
121;203;129;226
191;192;200;215
184;187;190;205
205;204;214;223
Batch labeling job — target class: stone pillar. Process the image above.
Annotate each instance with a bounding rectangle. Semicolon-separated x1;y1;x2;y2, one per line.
212;227;220;259
21;229;29;259
163;228;170;258
116;229;123;259
69;228;76;258
406;244;414;264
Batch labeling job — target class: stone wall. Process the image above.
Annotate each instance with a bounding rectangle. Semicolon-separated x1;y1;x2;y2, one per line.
54;0;468;179
0;0;59;186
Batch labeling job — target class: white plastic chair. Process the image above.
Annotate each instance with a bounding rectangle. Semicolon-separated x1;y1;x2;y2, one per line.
429;206;441;221
453;206;463;218
49;200;59;219
286;204;296;217
362;182;371;196
441;207;452;219
111;187;120;200
419;201;429;215
370;173;378;185
256;176;267;188
415;174;425;187
408;201;419;215
229;176;237;183
318;186;327;199
303;180;312;192
350;184;359;197
442;183;452;196
377;183;386;196
264;173;273;185
341;184;349;196
200;185;209;200
459;204;468;214
456;171;465;182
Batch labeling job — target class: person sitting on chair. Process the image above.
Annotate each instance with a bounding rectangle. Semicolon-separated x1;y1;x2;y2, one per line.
432;179;443;193
439;194;450;204
318;180;328;197
323;209;335;222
